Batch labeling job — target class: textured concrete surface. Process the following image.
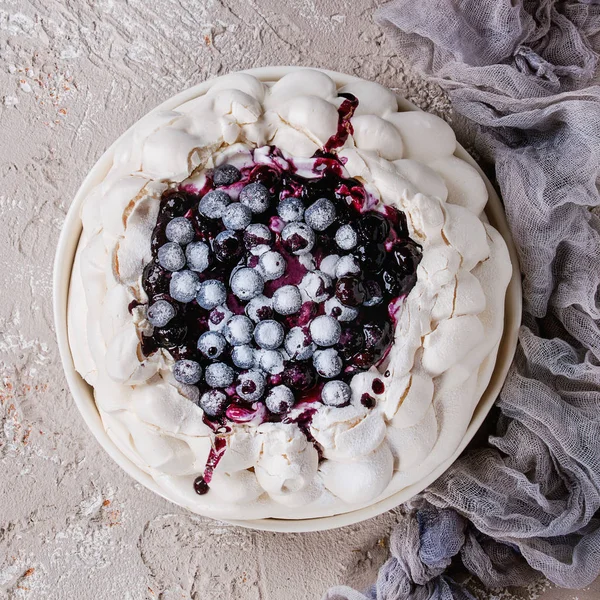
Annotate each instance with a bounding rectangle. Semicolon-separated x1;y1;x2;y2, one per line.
0;1;598;599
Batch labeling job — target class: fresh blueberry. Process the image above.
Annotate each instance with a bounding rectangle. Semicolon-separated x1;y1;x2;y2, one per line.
335;224;358;250
324;297;358;322
231;345;256;369
205;362;234;388
166;217;195;245
336;326;365;359
208;304;233;331
223;315;254;346
198;190;231;218
198;389;229;417
197;331;227;359
158;242;186;271
281;222;315;255
147;299;176;328
245;295;274;323
259;349;285;375
313;348;343;378
160;191;190;219
335;255;361;278
309;315;341;347
222;203;252;231
142;260;169;297
230;267;264;301
196;279;227;310
265;385;295;414
277;197;305;222
185;241;211;272
304;198;336;231
236;369;266;401
272;285;302;316
357;212;390;243
300;270;332;303
240;182;271;214
254;319;285;350
244;223;272;249
170;270;200;303
213;230;244;264
284;326;315;360
258;250;286;281
282;362;316;391
335;275;366;307
172;359;202;385
213;163;241;187
321;380;352;407
319;254;340;278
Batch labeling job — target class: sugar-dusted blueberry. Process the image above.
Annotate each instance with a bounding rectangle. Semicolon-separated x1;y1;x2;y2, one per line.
205;362;235;388
281;222;315;255
282;362;316;391
335;275;366;307
158;242;186;271
357;211;390;243
172;359;202;385
185;241;211;273
324;297;358;322
244;223;272;249
259;349;285;375
231;345;256;369
223;315;254;346
284;326;315;361
304;198;336;231
197;331;227;359
335;224;358;250
198;189;231;219
199;389;229;417
321;380;352;407
254;319;285;350
222;202;252;231
142;260;169;297
272;285;302;316
258;250;286;281
240;182;271;214
230;267;264;302
319;254;340;278
309;315;341;347
147;299;176;328
313;348;343;378
209;304;233;331
213;163;241;187
170;270;200;303
265;385;295;414
277;197;305;222
166;217;195;245
196;279;227;310
155;323;187;348
335;254;361;278
245;294;274;323
236;369;266;401
300;270;332;303
213;230;244;264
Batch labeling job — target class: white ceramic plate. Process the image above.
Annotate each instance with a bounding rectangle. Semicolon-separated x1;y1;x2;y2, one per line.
53;66;522;533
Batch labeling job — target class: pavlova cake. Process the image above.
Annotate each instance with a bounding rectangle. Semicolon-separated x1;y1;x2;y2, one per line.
68;69;512;520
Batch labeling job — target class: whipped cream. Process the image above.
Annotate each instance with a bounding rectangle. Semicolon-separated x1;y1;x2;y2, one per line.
68;70;512;520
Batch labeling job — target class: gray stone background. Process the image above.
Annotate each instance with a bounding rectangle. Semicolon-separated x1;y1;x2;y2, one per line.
0;1;598;598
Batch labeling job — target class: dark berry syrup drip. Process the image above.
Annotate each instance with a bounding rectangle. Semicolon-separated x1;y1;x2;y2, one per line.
193;436;227;495
323;93;359;153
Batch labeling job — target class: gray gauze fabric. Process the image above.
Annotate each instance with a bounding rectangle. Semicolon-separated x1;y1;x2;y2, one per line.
325;1;600;598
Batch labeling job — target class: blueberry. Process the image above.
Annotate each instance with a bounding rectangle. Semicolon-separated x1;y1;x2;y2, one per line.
199;190;231;218
197;331;227;359
282;362;316;391
222;203;252;231
324;297;358;322
363;321;393;355
185;241;211;272
281;223;315;255
231;345;256;369
244;223;272;249
230;268;264;301
335;255;361;278
259;349;285;375
319;254;340;278
313;349;343;378
213;230;244;264
209;304;233;331
304;198;336;232
357;212;390;243
321;380;352;407
265;385;295;414
335;224;358;250
213;163;241;187
390;241;423;273
196;279;227;310
160;191;190;219
336;326;365;359
170;270;200;303
277;197;305;222
147;299;176;328
236;369;266;401
300;271;332;303
158;242;186;271
166;217;195;245
155;323;187;348
335;275;366;307
258;251;286;281
223;315;254;346
272;285;302;316
309;315;341;347
240;182;271;214
354;242;386;271
172;359;202;385
205;362;234;388
254;319;285;350
245;295;274;323
284;326;315;361
142;260;169;297
363;279;383;306
199;389;229;417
